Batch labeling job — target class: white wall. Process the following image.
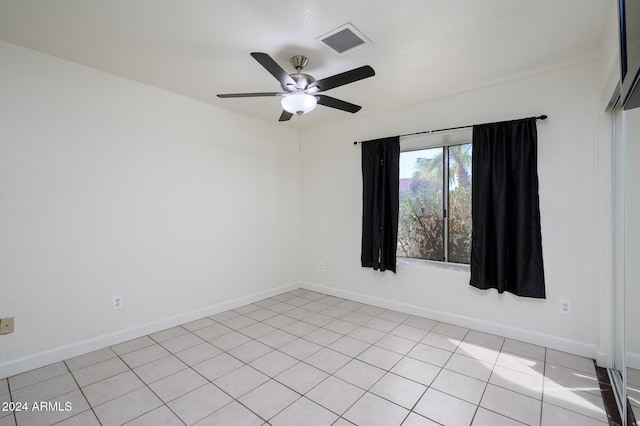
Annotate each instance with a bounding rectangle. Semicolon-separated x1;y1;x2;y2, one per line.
0;36;617;377
0;41;302;377
300;60;602;357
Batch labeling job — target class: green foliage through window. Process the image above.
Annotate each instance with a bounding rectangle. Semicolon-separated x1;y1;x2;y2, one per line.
398;143;472;264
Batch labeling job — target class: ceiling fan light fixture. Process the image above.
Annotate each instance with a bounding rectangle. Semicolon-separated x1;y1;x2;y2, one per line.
281;93;317;115
217;52;374;121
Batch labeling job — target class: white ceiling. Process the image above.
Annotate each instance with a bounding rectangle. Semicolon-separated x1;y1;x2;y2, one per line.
0;0;612;129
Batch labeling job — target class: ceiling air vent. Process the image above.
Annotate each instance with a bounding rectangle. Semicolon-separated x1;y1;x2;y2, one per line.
318;23;370;54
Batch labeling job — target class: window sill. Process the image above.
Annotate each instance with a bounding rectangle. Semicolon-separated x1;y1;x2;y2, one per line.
397;257;470;273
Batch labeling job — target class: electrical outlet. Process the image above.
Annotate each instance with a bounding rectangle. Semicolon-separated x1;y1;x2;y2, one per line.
0;317;15;335
319;262;325;272
559;299;572;315
112;294;123;310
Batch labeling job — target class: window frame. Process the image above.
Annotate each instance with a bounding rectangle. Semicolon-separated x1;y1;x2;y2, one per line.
398;129;472;265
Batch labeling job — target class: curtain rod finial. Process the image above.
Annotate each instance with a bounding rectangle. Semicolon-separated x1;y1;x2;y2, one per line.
538;115;548;120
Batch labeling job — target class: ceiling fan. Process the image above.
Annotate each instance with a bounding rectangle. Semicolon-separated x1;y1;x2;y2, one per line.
217;52;375;121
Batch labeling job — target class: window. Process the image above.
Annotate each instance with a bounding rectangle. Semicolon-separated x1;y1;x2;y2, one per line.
397;137;472;264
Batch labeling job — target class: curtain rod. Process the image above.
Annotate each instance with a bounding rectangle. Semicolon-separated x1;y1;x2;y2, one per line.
352;115;548;145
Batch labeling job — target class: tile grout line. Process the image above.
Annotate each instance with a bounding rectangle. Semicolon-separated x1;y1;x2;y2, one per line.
468;332;505;425
159;307;328;425
6;377;17;426
115;335;188;426
118;326;268;425
156;332;271;425
6;289;611;426
272;310;428;423
59;359;101;425
540;346;548;426
98;350;171;425
256;295;524;425
254;292;597;425
227;295;408;423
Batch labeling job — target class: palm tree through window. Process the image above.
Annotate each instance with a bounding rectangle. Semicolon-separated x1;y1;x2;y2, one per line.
398;143;472;264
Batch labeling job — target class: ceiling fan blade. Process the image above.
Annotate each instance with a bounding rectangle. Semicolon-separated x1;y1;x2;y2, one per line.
251;52;297;88
217;92;286;98
279;110;294;122
316;95;362;113
309;65;375;92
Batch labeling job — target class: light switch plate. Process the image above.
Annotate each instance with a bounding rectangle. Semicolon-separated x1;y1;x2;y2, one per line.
0;317;15;335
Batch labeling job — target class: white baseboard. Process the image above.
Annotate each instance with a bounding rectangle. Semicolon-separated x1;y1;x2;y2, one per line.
0;282;300;379
628;352;640;370
596;351;612;369
2;280;603;379
300;281;597;360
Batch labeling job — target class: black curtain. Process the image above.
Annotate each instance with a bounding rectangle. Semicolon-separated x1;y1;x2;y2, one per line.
470;118;545;298
361;137;400;272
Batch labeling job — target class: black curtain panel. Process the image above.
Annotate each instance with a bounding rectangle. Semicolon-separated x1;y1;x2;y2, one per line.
470;118;546;298
361;137;400;273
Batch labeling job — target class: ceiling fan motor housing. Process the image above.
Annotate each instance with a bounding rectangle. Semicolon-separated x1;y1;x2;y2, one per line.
217;52;374;121
281;73;316;92
279;55;316;92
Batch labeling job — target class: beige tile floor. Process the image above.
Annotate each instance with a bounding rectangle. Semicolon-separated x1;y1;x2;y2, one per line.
0;289;610;425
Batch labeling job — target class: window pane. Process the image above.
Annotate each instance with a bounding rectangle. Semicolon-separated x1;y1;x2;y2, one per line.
447;143;472;264
398;147;444;261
